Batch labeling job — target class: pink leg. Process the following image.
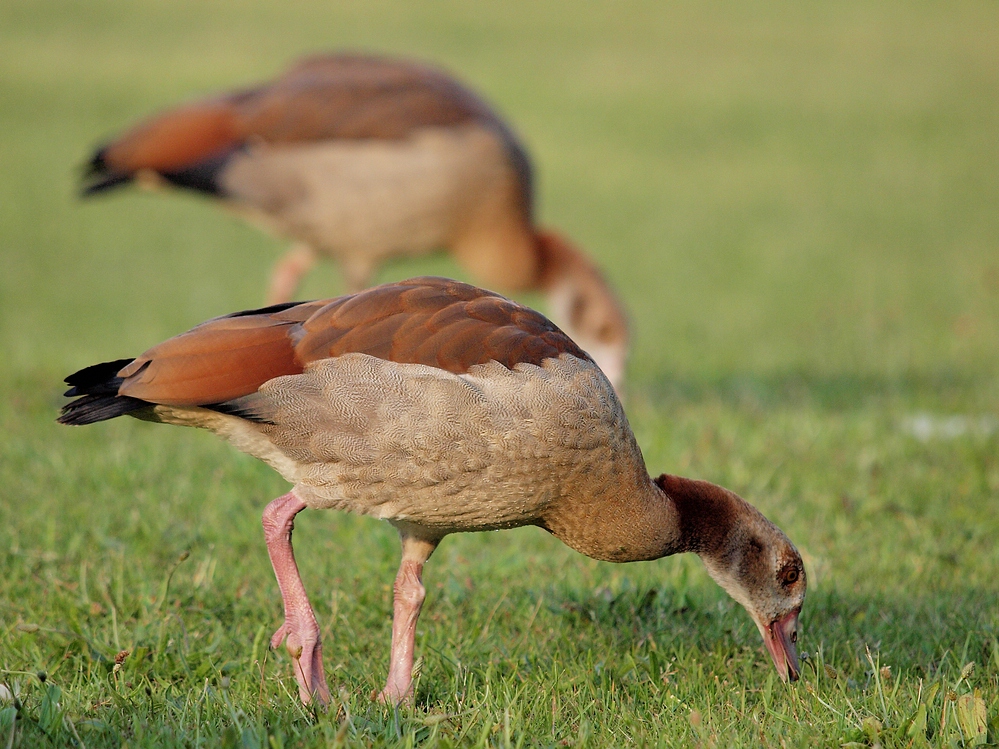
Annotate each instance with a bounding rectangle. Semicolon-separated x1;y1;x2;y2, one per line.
262;492;331;707
266;243;317;304
377;533;438;704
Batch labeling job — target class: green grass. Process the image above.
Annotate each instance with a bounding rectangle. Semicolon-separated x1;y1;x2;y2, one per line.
2;0;998;746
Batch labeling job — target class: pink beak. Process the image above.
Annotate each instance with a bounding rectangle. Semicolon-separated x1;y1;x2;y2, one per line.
764;609;800;682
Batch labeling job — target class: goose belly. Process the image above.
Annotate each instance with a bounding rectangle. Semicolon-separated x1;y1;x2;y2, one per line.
219;124;518;265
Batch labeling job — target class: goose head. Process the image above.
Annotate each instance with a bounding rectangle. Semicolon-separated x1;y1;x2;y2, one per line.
702;507;805;681
657;474;806;682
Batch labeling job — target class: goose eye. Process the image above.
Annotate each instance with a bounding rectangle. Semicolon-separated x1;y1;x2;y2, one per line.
780;567;799;586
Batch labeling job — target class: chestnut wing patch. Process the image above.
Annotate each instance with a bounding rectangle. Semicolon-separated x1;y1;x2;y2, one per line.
292;277;590;374
236;54;494;143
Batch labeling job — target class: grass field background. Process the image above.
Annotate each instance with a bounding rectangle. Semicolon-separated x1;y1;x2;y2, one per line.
2;1;998;746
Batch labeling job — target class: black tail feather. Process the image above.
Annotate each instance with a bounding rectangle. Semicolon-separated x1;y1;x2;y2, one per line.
85;146;109;176
60;357;152;425
159;148;237;197
81;172;134;196
64;358;136;396
59;394;151;425
80;143;238;198
80;146;134;196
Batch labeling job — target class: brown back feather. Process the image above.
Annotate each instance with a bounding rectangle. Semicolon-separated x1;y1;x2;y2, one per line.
116;278;589;408
100;54;509;175
236;54;494;142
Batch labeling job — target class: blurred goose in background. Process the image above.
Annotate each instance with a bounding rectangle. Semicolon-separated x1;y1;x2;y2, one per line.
82;53;630;387
60;276;804;707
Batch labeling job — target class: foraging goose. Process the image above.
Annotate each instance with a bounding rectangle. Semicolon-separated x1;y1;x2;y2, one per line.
82;53;630;388
59;277;804;706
